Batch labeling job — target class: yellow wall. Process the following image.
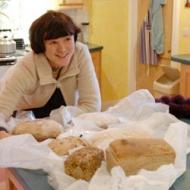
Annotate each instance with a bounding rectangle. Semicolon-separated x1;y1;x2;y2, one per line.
179;1;190;54
89;0;129;102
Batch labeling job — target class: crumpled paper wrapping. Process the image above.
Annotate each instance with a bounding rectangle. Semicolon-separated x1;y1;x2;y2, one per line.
0;89;189;190
106;89;169;121
48;121;187;190
0;134;62;170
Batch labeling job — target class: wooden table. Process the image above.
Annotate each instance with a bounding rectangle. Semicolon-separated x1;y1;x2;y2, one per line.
1;168;25;190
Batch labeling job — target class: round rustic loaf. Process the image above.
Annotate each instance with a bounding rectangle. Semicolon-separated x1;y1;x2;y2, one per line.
48;136;89;156
64;147;104;181
12;119;62;141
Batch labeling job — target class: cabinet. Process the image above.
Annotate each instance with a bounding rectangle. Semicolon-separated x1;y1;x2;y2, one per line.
58;4;84;9
62;0;83;3
58;0;84;10
171;54;190;97
180;64;190;97
90;50;102;89
88;43;103;91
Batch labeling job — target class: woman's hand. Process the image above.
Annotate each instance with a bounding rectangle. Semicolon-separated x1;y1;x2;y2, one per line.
0;131;10;139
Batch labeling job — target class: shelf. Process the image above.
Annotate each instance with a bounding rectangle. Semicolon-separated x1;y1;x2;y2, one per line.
58;3;84;10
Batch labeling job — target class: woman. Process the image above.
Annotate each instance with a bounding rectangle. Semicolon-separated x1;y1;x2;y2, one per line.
0;10;101;135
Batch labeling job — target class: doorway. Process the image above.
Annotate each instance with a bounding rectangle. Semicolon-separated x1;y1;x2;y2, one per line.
128;0;180;94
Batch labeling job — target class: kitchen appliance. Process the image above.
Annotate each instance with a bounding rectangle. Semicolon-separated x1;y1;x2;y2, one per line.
0;35;26;65
0;29;16;57
0;47;26;80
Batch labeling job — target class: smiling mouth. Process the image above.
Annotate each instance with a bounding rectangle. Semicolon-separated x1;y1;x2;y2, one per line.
56;53;69;59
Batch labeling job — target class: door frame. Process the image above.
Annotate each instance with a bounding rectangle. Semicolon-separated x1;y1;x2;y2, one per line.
128;0;180;92
128;0;137;93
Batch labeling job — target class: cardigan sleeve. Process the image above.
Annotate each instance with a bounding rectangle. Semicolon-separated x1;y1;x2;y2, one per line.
0;56;37;118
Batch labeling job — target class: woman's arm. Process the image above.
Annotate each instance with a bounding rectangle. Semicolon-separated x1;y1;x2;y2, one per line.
0;55;36;118
0;112;13;138
0;131;10;139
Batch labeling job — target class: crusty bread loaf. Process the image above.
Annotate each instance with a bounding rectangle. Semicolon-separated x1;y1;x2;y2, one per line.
48;136;89;156
64;147;104;181
12;119;62;141
106;138;176;176
88;128;151;150
77;112;119;129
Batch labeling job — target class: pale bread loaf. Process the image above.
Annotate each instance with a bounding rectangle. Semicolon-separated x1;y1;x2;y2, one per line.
77;112;119;129
48;136;89;156
88;128;151;150
12;119;62;141
106;138;176;176
64;147;104;181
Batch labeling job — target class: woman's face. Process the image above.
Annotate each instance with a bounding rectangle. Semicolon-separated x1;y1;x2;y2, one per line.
44;35;75;69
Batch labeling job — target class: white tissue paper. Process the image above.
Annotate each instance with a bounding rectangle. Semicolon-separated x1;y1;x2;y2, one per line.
50;105;84;127
0;113;18;132
106;89;169;121
0;89;189;190
0;134;51;169
0;111;36;132
76;112;120;129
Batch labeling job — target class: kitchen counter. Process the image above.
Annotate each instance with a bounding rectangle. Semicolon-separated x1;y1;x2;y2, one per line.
87;43;103;52
0;43;103;65
171;54;190;65
171;54;190;97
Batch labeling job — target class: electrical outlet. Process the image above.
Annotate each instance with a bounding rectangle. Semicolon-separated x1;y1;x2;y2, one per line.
182;27;190;37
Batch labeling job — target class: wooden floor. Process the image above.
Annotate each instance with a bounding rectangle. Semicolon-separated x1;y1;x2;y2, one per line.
0;181;6;190
0;168;6;190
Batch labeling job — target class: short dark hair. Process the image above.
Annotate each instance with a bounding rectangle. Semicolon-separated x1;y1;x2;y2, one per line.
29;10;81;54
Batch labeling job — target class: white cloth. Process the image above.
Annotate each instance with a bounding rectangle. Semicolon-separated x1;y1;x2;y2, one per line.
150;0;166;54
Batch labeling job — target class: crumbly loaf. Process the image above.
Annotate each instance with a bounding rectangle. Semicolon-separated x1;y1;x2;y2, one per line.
12;119;62;141
48;136;89;156
106;138;176;176
64;147;104;181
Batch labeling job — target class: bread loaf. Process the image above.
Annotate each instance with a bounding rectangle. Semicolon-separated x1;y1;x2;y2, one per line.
12;119;62;141
77;112;119;129
106;138;176;176
64;147;104;181
48;136;89;156
88;127;151;150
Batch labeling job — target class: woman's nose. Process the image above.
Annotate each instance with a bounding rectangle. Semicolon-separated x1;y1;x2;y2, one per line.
57;42;67;52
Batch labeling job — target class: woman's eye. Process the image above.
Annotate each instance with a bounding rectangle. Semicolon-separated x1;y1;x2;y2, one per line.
50;41;57;44
66;37;71;41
